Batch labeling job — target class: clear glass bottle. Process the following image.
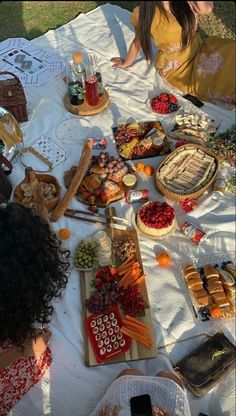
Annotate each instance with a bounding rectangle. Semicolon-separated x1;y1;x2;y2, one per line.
67;60;84;106
89;54;104;97
72;51;86;92
85;65;99;106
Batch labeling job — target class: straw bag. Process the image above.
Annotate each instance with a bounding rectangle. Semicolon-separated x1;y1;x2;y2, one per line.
0;153;13;203
0;71;28;122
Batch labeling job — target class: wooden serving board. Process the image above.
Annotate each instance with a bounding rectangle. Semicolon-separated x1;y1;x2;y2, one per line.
79;207;157;367
64;89;109;116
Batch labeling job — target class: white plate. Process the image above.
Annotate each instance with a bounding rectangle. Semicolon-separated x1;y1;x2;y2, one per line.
56;118;92;144
131;210;178;240
146;98;181;117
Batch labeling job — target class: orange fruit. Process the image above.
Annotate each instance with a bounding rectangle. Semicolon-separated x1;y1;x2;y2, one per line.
58;228;71;240
144;165;154;176
156;252;171;266
136;162;145;172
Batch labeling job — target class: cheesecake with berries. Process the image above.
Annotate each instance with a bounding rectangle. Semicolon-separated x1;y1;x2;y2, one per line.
136;201;176;237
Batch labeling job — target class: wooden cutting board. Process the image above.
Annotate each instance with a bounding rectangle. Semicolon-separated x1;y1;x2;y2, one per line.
64;89;109;116
79;207;157;367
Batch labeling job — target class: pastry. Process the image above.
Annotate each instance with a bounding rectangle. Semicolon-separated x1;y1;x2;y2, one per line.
204;264;220;279
207;283;225;294
219;270;235;287
89;165;107;176
225;263;236;279
82;174;101;193
102;180;121;198
136;201;176;237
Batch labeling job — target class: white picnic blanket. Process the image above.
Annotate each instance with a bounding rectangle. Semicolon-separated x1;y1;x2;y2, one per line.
8;4;235;416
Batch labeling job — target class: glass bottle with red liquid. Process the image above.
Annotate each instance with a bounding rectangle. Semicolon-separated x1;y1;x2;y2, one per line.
85;66;99;106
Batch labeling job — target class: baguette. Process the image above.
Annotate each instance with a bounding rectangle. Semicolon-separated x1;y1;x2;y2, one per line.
183;267;198;279
219;270;235;287
51;140;93;222
207;277;221;286
188;281;203;291
204;264;220;279
186;271;201;282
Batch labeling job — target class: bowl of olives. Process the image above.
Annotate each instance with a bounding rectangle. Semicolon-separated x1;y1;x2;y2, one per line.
74;239;98;271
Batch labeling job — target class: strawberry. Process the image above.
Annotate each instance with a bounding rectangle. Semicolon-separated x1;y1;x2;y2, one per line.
95;270;104;279
169;95;177;103
109;267;118;277
159;92;169;102
95;280;102;288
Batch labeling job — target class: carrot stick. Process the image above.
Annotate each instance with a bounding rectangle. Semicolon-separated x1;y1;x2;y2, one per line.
131;274;145;286
124;315;149;330
122;320;148;336
117;254;135;271
118;262;140;276
121;327;153;349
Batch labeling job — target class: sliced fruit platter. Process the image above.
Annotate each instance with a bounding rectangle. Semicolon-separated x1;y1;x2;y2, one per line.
112;120;170;160
64;151;134;207
148;92;180;115
155;143;219;202
79;214;157;366
182;261;236;322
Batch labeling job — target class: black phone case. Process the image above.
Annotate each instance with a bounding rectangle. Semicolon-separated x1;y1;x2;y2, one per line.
174;332;236;397
183;94;204;108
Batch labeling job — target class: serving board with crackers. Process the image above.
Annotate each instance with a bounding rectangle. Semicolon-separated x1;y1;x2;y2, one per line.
79;207;157;367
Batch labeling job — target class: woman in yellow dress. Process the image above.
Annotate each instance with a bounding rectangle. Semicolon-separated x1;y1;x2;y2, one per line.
111;1;235;108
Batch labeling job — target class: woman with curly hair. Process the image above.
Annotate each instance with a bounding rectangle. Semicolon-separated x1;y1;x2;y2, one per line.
0;202;70;415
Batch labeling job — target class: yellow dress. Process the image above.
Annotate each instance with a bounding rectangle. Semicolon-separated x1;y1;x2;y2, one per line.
130;7;235;108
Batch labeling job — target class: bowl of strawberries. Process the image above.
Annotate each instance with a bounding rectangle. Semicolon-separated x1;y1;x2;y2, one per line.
148;92;180;116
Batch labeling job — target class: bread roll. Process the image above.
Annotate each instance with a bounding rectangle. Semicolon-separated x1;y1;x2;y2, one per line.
225;263;236;278
219;270;235;287
207;283;224;294
183;266;198;279
204;264;220;279
192;289;208;299
216;298;230;307
196;296;210;307
212;292;228;303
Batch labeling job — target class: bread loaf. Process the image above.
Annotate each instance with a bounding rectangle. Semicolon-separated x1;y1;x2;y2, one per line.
196;296;210;307
207;283;224;294
192;289;208;299
225;263;236;278
183;267;198;279
219;270;235;287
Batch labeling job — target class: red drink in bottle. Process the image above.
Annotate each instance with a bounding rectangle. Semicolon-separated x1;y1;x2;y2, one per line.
85;75;99;106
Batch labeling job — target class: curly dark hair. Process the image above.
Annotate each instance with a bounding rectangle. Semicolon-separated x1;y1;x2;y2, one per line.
0;202;70;346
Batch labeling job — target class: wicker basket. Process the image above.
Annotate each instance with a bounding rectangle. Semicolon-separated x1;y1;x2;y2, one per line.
155;143;219;202
0;71;28;122
13;169;61;212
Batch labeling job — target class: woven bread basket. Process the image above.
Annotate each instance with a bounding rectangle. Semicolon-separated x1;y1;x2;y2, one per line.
0;71;28;122
14;168;61;212
155;143;219;202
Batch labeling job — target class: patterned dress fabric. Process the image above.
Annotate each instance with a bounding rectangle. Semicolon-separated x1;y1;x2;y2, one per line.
130;7;235;108
0;342;52;416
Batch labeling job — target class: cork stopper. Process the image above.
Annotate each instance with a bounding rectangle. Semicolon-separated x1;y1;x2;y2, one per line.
72;52;83;64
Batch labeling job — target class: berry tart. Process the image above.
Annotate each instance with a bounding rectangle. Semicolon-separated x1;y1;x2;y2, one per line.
136;201;176;237
150;92;180;115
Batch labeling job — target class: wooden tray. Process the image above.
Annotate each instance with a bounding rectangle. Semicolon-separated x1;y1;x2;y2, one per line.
80;207;157;367
64;164;135;208
64;88;109;116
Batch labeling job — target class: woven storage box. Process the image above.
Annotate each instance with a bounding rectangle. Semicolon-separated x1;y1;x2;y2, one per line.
0;71;28;122
155;143;219;202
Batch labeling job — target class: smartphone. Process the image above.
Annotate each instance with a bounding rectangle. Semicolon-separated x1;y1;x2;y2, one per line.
183;93;204;108
130;394;153;416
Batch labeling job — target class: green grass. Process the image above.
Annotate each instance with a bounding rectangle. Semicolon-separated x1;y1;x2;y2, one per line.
0;1;235;42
